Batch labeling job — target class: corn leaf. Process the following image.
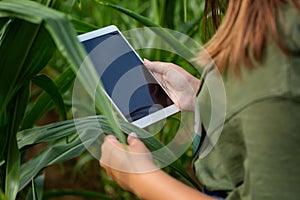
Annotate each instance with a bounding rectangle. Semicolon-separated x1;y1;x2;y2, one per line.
22;68;75;130
19;134;87;191
71;18;98;34
94;0;201;75
31;74;67;121
0;18;40;117
6;83;29;200
25;175;44;200
18;116;201;191
0;0;125;143
1;0;202;194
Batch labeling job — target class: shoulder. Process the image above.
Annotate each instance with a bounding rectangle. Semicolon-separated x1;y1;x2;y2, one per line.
278;2;300;53
197;51;300;131
222;42;300;119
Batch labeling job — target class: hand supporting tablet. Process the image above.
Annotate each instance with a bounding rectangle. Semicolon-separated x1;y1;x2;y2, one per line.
77;25;179;128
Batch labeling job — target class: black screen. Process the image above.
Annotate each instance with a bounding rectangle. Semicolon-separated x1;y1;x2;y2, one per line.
82;31;173;122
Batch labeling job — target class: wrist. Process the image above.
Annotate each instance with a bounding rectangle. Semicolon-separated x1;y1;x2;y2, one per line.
131;169;164;198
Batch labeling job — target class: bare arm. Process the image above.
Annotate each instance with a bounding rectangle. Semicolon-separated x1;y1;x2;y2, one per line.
130;168;216;200
100;134;216;200
99;61;208;199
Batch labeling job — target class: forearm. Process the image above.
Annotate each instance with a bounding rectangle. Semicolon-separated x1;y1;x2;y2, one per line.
100;135;213;199
132;169;216;200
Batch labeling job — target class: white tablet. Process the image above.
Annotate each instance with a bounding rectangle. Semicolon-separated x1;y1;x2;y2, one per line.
78;25;179;128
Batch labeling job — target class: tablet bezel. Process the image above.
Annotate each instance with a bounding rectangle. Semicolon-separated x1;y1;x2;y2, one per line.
77;25;180;128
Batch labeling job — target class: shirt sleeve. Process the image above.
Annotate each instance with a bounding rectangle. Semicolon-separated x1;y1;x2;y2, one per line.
238;97;300;200
280;3;300;53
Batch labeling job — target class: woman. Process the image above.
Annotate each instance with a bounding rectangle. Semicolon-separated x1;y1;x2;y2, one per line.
100;0;300;199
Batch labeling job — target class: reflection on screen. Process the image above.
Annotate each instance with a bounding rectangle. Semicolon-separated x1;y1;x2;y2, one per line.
81;31;173;122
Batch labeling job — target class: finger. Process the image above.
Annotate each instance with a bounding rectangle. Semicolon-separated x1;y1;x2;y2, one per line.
144;59;170;90
143;59;169;75
144;59;185;74
100;136;122;172
127;132;139;146
102;135;124;154
101;135;122;164
105;134;118;141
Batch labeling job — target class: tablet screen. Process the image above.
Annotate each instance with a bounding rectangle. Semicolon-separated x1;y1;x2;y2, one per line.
81;31;174;122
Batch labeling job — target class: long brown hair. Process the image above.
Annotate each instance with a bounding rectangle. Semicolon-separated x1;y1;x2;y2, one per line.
197;0;300;74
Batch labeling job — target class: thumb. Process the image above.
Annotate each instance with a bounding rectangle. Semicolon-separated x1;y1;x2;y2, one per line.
143;58;154;70
143;59;166;75
127;132;139;145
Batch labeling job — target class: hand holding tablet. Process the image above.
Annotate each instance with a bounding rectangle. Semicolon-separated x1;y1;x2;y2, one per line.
78;25;179;128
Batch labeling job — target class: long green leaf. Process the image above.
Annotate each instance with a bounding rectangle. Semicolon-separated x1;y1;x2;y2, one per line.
0;15;56;193
6;83;29;200
179;17;202;39
1;0;202;194
22;68;75;130
94;0;201;75
161;0;176;29
0;13;57;195
0;18;40;117
18;24;56;88
18;117;109;149
71;17;98;34
0;18;9;36
0;0;125;143
25;180;38;200
18;116;162;153
0;110;9;189
5;122;20;200
31;74;67;121
17;116;201;191
25;175;44;200
34;175;44;200
31;179;37;200
19;134;87;191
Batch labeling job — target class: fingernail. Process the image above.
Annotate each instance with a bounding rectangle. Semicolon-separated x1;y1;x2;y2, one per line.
129;132;138;138
106;135;117;141
143;58;150;63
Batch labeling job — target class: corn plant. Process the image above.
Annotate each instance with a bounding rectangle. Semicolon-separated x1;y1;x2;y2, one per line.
0;0;223;199
0;0;123;198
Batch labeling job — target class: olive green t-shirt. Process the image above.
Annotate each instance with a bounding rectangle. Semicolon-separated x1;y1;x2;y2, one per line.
193;4;300;200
